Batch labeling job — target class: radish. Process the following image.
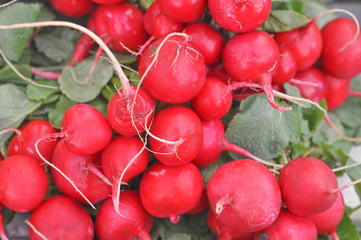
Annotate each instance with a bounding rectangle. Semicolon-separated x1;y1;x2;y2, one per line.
207;62;234;85
28;195;94;240
107;86;155;136
290;67;328;103
0;203;8;240
308;192;345;240
207;159;282;233
96;191;153;240
157;0;207;23
138;35;206;104
324;73;351;111
274;20;323;71
7;120;58;163
149;106;203;166
278;157;339;216
207;210;254;240
144;1;161;36
0;155;48;212
208;0;271;33
51;141;111;204
223;30;290;112
91;0;124;4
254;209;318;240
272;47;297;85
192;119;282;169
92;2;148;53
184;22;225;66
140;162;204;223
152;14;184;40
49;0;94;17
321;18;361;78
187;189;209;215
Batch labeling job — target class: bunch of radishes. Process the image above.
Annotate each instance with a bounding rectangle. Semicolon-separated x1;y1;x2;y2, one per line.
0;0;361;239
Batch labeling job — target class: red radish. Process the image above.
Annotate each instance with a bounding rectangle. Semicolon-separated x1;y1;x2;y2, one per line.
208;0;271;33
93;2;148;53
91;0;124;4
152;14;184;39
272;47;297;85
324;73;351;110
184;22;225;66
138;35;206;104
144;1;161;36
279;157;338;216
321;18;361;78
223;30;290;112
187;189;209;215
157;0;207;23
207;159;282;233
254;209;318;240
308;192;345;240
107;86;155;136
149;106;203;166
207;62;234;85
96;192;152;240
51;141;111;204
290;67;328;103
0;155;48;212
140;162;204;223
207;159;281;233
274;20;323;71
7;120;58;163
0;203;8;240
0;154;3;161
60;104;112;156
207;210;254;240
192;119;278;169
28;195;94;240
49;0;94;17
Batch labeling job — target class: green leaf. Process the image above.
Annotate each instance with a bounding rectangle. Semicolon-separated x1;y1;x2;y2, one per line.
345;158;361;201
303;99;326;133
226;95;302;160
271;0;305;14
139;0;156;10
0;84;41;146
263;10;310;32
58;57;113;103
313;114;345;145
113;52;138;65
317;235;329;240
0;2;42;61
34;33;74;63
0;65;32;84
200;152;229;187
48;95;77;129
336;213;360;240
26;80;59;101
37;5;56;22
303;0;336;28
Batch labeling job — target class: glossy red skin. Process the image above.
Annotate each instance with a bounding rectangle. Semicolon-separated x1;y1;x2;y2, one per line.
321;18;361;78
208;0;271;33
0;155;48;212
157;0;207;23
187;189;209;215
272;47;297;85
91;0;124;4
144;1;161;35
28;195;94;240
51;141;111;204
223;31;280;82
324;73;351;111
96;192;152;240
150;106;203;166
101;136;149;183
207;160;281;233
107;86;155;136
274;20;322;71
192;119;226;168
61;104;112;156
50;0;94;17
207;62;234;85
291;67;328;103
140;162;204;221
139;36;206;104
93;2;148;52
184;23;225;66
208;210;254;240
254;209;317;240
153;14;184;39
191;77;233;120
279;157;338;216
7;120;58;163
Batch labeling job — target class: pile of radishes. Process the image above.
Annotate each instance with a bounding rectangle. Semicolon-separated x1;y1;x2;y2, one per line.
1;0;361;239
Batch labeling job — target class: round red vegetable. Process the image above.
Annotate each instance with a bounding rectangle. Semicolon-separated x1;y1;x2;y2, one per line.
157;0;207;23
49;0;94;17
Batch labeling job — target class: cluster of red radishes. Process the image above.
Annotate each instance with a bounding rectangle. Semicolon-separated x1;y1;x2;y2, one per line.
1;0;361;239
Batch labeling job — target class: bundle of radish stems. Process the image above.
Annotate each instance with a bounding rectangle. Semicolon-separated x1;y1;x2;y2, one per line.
0;0;361;239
